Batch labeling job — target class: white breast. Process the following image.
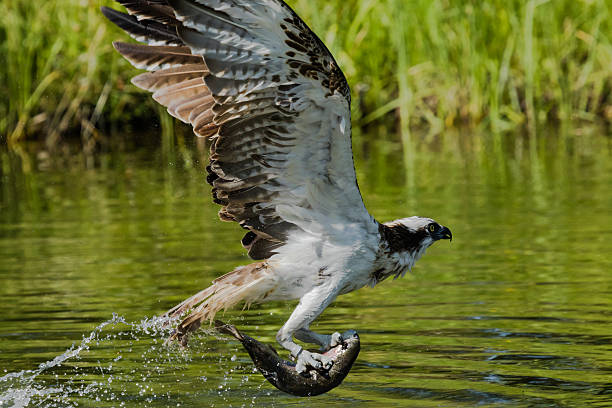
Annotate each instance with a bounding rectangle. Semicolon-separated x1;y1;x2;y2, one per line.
267;221;380;300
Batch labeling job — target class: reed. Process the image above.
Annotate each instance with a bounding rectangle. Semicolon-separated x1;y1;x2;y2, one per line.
1;0;610;147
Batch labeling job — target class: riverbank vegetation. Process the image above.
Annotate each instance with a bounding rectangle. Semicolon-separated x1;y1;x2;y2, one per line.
1;0;610;149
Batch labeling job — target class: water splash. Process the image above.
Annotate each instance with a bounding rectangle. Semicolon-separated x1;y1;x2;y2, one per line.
0;313;200;407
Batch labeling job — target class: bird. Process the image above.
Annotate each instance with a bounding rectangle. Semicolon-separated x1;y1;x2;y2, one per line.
102;0;452;374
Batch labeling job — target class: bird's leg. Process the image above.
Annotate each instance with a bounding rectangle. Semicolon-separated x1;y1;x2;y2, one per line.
276;284;339;373
295;327;344;351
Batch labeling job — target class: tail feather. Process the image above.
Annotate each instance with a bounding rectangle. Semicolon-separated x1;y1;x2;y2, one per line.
164;285;216;319
166;261;276;344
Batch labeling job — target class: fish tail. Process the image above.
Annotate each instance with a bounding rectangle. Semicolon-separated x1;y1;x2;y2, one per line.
214;320;244;341
165;261;276;345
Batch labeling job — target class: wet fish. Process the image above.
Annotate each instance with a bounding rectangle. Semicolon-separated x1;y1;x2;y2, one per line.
214;321;360;397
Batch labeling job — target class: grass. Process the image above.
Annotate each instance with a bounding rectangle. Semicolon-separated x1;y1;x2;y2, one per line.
0;0;154;148
0;0;611;148
296;0;612;134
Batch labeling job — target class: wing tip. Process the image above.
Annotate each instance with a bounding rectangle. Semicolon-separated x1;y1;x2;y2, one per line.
112;41;127;53
99;5;114;18
101;6;133;25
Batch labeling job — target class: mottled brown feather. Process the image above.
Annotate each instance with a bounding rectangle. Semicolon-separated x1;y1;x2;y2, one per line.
117;0;178;24
152;77;206;104
131;64;208;91
113;42;203;70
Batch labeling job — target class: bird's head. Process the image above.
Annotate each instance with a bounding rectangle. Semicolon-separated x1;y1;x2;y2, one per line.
382;216;452;255
374;216;452;283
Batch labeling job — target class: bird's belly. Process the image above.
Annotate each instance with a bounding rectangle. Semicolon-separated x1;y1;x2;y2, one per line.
262;273;318;302
263;248;379;301
338;274;370;295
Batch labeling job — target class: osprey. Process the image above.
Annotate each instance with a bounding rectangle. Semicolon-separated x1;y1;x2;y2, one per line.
103;0;452;373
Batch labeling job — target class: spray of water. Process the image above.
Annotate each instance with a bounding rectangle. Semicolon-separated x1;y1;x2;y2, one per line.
0;314;200;407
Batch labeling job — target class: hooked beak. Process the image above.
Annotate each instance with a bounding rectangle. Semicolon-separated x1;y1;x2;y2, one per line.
437;226;452;242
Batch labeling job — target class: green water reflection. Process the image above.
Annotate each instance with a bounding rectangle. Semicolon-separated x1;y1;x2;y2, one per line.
0;128;611;407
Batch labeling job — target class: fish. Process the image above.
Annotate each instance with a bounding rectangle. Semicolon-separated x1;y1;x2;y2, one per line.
214;320;360;397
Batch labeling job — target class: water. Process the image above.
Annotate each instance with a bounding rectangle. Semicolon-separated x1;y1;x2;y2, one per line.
1;129;611;407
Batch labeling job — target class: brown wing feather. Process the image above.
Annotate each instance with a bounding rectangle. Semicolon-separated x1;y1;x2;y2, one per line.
116;0;178;24
131;64;208;91
112;42;203;70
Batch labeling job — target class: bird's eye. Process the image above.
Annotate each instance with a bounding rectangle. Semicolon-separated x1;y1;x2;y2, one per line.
428;224;437;232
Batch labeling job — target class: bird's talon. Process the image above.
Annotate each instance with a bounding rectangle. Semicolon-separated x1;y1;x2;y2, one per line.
319;331;344;351
330;332;343;347
295;349;333;373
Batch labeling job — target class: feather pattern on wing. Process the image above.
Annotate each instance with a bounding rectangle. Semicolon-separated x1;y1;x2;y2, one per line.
102;6;181;45
103;0;375;260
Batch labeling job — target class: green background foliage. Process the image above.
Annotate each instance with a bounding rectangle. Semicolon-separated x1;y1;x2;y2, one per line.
0;0;611;146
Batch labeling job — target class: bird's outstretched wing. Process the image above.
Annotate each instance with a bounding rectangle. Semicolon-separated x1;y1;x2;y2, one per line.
103;0;374;259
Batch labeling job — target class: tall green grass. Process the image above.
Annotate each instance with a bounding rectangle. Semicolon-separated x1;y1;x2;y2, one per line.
1;0;611;147
0;0;153;148
294;0;612;133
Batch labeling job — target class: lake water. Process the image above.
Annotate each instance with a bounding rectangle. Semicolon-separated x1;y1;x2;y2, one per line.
0;128;611;407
